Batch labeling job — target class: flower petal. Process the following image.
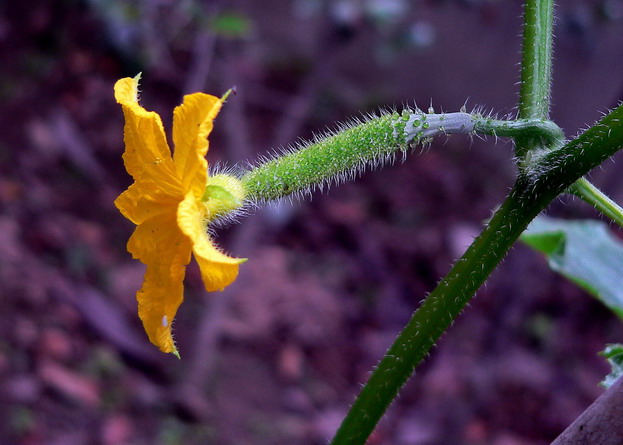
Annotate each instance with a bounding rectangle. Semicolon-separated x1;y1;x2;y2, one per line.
177;193;244;292
115;182;180;225
114;77;183;198
172;93;222;197
127;213;192;354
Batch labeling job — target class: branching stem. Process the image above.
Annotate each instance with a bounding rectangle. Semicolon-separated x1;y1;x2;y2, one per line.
328;0;623;442
329;100;623;445
230;2;623;444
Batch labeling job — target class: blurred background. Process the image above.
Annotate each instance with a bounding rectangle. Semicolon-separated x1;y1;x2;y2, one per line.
1;0;623;444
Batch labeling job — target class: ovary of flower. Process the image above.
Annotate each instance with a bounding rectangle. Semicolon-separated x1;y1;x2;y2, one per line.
113;75;245;357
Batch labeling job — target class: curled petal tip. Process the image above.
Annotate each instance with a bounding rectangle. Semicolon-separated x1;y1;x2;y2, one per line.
221;86;236;101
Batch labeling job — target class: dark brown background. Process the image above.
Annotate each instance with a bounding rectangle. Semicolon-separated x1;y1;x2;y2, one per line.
1;0;623;444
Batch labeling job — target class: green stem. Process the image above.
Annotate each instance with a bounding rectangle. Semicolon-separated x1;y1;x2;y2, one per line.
514;0;623;228
516;0;555;157
474;116;564;147
240;112;564;203
241;112;405;202
569;178;623;229
330;101;623;445
518;0;554;120
330;183;539;444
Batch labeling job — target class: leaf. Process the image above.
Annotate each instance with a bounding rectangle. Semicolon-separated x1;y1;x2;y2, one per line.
599;344;623;388
521;215;623;319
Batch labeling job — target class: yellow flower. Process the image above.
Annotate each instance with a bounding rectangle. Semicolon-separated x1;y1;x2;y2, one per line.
114;75;245;357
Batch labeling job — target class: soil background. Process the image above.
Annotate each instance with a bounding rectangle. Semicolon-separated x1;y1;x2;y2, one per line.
1;1;623;444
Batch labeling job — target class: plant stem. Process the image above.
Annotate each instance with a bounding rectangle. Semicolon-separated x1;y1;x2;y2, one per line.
330;0;621;440
513;0;623;230
240;112;564;203
515;0;623;228
330;101;623;445
241;113;404;202
516;0;555;157
518;0;554;120
474;116;563;146
330;182;542;444
569;178;623;229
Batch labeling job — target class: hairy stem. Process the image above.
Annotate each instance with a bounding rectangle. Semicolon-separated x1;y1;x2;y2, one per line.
241;113;405;202
516;0;555;157
474;116;564;147
330;101;623;445
240;111;563;203
569;178;623;229
518;0;554;120
330;182;541;444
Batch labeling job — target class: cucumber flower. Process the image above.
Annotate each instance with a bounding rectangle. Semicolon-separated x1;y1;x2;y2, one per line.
114;75;245;357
